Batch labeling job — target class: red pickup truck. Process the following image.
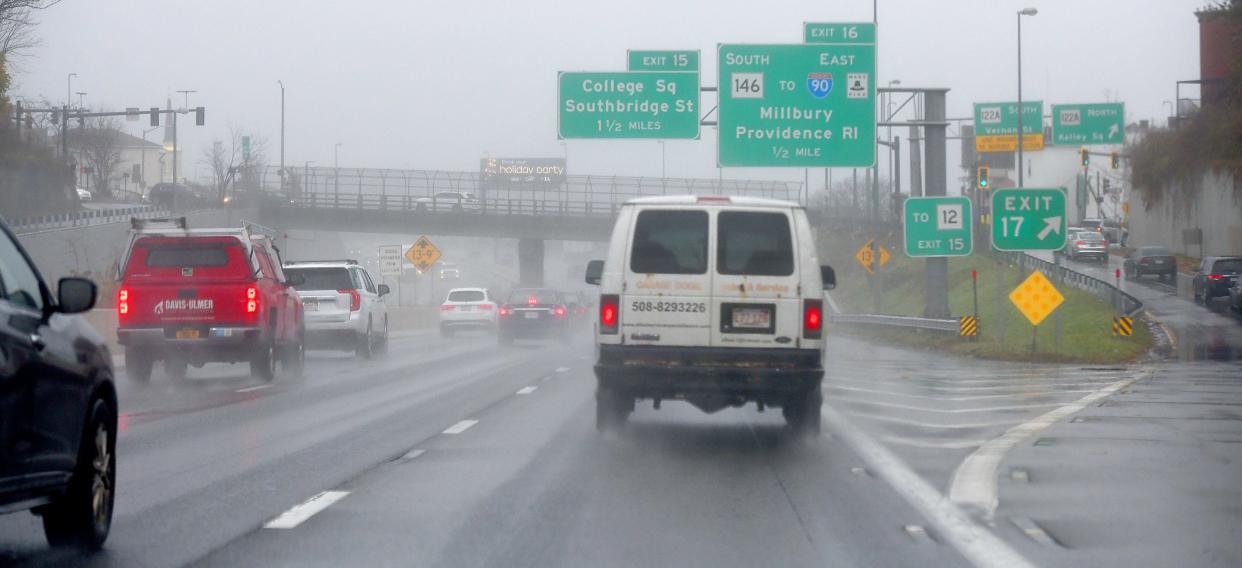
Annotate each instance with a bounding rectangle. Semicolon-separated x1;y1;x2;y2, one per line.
116;218;304;384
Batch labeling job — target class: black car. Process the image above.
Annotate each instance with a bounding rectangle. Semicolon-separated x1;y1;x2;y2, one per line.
1123;246;1178;282
0;219;117;549
1192;256;1242;304
496;288;570;345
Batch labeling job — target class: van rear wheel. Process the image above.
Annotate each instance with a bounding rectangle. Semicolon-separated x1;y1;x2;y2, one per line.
595;387;632;432
783;387;823;436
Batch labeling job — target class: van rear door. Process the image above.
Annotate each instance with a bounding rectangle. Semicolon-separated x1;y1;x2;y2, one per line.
710;209;801;349
621;208;713;347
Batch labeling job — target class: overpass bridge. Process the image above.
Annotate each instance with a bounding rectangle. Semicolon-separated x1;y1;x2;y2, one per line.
260;166;805;285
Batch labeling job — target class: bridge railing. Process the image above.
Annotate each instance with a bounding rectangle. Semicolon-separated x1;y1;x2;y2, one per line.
8;205;172;235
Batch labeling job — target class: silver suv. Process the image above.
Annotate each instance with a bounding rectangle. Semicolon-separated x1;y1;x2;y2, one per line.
283;260;390;358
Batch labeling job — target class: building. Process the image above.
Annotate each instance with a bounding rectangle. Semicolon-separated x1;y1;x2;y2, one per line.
66;128;180;198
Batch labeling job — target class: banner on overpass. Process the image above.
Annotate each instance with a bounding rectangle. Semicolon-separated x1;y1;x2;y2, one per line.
480;158;566;188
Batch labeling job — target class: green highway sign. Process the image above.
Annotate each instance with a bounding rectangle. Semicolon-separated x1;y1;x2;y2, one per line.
804;22;876;44
718;41;876;167
1052;103;1125;145
903;196;973;257
627;50;700;72
973;101;1044;153
990;188;1067;251
558;71;700;139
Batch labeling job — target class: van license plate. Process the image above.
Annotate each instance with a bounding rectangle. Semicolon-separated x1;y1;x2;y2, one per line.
176;328;201;339
732;308;771;329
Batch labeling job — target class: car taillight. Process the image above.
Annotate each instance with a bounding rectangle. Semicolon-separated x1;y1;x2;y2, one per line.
803;299;823;339
1103;239;1109;247
554;306;566;317
499;306;510;317
338;289;360;311
479;303;494;310
1208;274;1225;281
599;294;619;334
440;304;455;311
1075;240;1085;246
118;288;130;318
246;286;258;313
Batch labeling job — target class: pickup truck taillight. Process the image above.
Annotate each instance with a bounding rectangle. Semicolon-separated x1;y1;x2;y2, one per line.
246;286;258;313
338;289;360;311
599;294;619;334
118;288;130;319
499;306;510;317
803;299;823;340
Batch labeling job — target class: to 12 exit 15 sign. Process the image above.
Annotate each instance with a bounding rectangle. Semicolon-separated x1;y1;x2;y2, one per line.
628;50;699;72
903;196;973;257
990;188;1067;252
558;71;700;139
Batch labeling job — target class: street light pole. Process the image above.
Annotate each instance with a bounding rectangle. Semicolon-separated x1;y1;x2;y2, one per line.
278;80;286;192
1017;8;1037;188
334;143;343;198
66;73;76;108
75;92;87;109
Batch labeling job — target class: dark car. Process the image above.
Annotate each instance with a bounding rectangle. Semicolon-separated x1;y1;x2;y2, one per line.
1192;256;1242;304
0;218;117;549
1124;246;1177;282
496;288;570;346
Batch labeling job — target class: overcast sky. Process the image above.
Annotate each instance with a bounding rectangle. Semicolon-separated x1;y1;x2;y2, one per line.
9;0;1212;187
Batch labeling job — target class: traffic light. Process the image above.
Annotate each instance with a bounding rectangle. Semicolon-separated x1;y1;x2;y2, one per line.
150;107;160;126
1110;151;1119;169
1080;147;1090;167
195;106;205;126
977;166;990;190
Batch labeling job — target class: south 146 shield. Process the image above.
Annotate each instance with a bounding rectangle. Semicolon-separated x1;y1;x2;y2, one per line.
807;73;833;98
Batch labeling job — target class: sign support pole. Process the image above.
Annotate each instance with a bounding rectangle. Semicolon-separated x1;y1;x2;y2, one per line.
923;89;950;318
971;269;979;340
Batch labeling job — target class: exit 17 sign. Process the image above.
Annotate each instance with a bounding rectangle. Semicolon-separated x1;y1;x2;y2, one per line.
903;196;973;257
990;188;1067;251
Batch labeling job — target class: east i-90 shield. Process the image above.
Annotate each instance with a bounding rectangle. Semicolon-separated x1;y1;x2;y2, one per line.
806;73;833;99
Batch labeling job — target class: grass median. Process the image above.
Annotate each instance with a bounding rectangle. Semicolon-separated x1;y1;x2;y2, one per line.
828;244;1153;364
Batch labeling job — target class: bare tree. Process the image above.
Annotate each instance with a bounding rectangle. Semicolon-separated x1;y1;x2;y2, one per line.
200;125;267;199
77;116;123;197
0;0;60;60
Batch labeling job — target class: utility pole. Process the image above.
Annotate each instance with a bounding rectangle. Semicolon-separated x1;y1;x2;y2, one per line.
278;81;286;192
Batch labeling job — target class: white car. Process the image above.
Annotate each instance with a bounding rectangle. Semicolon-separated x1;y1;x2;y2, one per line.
76;187;93;202
439;287;497;336
586;196;834;433
282;260;389;357
415;191;481;212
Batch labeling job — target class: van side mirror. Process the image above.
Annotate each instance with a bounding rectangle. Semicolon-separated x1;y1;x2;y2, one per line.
585;260;604;286
57;278;97;314
820;265;836;290
377;284;391;297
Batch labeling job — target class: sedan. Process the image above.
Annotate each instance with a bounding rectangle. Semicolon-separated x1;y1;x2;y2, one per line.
1124;246;1178;282
1067;231;1109;263
497;288;570;346
415;191;481;212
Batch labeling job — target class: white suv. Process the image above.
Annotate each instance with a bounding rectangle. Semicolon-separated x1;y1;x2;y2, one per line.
439;287;497;336
283;260;389;357
586;196;835;433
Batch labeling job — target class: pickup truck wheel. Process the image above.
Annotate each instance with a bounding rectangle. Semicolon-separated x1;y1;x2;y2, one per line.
250;338;277;382
41;399;115;550
282;331;306;379
125;348;152;385
783;388;823;436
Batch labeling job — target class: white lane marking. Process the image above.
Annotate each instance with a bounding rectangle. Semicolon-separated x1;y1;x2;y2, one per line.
904;524;932;543
264;491;350;529
442;419;479;434
401;449;426;461
555;366;570;373
1010;517;1059;547
236;384;273;393
821;404;1035;568
880;435;985;450
516;386;538;395
541;375;554;382
827;384;1096;402
948;369;1150;519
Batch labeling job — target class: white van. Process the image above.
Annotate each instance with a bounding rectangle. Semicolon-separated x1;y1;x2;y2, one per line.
585;196;835;434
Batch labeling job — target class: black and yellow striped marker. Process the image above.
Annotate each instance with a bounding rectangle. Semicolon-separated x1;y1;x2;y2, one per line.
959;316;979;337
1112;316;1133;337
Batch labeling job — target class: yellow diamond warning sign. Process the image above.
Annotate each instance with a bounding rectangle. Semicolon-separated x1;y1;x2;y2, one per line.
853;239;892;275
405;235;442;273
1008;270;1064;326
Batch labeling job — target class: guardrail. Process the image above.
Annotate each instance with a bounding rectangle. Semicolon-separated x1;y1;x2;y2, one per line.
998;251;1144;317
827;312;960;333
9;205;171;235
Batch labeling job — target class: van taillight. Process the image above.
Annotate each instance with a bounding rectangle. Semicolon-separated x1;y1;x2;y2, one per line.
338;289;360;311
600;294;619;334
246;286;258;313
118;289;130;318
803;299;823;339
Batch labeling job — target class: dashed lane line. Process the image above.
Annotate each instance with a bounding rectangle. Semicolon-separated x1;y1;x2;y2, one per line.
948;368;1152;519
555;366;570;374
264;491;350;529
442;419;479;435
235;384;273;393
516;386;538;395
821;404;1036;568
